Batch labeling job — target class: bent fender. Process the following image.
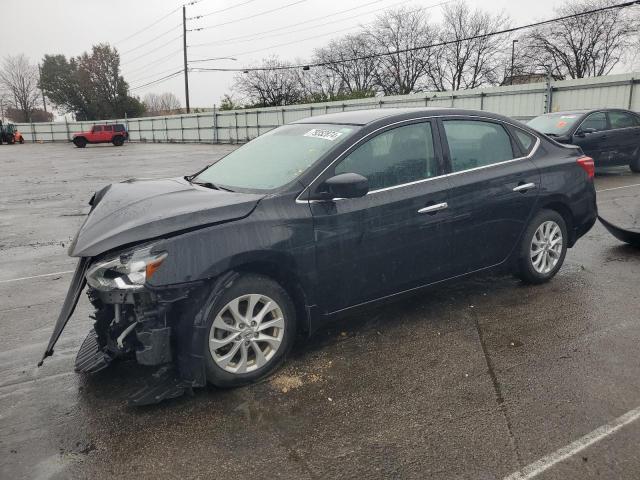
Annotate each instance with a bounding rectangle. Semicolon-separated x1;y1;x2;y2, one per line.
38;258;90;366
598;216;640;247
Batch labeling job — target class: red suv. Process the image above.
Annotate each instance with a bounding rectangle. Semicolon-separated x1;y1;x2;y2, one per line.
72;124;128;148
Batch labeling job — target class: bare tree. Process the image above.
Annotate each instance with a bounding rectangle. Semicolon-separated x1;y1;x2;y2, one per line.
365;7;437;95
520;0;639;79
295;63;344;102
143;92;181;115
0;54;41;122
233;56;303;107
427;1;510;91
314;33;379;95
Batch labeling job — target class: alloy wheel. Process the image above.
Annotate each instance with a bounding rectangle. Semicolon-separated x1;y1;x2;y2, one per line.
530;220;563;274
209;294;285;374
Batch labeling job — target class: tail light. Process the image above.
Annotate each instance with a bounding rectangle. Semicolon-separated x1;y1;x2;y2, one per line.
577;156;595;179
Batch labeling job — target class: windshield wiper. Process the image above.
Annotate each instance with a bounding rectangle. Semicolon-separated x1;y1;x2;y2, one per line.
188;178;234;192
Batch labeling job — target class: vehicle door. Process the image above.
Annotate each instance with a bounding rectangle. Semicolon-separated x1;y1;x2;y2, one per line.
571;111;611;163
438;117;541;275
91;125;103;142
606;111;640;165
102;125;114;142
308;120;453;313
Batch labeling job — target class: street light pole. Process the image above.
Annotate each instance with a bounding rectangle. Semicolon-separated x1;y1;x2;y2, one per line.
183;5;190;113
510;39;518;86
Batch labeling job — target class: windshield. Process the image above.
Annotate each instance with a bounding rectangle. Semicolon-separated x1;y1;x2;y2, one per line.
527;113;583;135
193;123;358;191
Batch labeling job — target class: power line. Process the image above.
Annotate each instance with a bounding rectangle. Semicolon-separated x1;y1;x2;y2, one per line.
188;0;260;19
189;0;402;49
121;35;183;66
130;70;183;91
120;24;182;56
191;0;452;59
189;0;311;31
115;6;181;45
124;48;184;76
128;64;185;84
190;0;640;72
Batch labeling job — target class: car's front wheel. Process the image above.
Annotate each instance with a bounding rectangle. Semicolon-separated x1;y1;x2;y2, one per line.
516;209;568;284
204;274;296;387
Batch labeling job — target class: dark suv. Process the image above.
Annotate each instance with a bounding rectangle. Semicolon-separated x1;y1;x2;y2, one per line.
42;108;597;404
528;108;640;172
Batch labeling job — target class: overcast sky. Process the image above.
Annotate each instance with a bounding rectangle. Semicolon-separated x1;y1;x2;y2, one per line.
12;0;563;109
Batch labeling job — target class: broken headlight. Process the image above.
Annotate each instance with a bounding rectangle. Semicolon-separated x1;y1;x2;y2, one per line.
85;245;167;291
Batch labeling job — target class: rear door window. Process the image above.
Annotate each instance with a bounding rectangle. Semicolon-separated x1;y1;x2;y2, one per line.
334;122;439;191
608;111;640;129
103;125;113;132
93;126;103;132
442;120;515;172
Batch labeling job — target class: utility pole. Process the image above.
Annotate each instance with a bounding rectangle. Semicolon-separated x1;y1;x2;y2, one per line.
38;64;48;113
183;5;190;113
510;39;518;86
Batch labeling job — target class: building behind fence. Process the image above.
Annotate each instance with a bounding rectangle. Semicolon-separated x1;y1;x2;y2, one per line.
14;72;640;144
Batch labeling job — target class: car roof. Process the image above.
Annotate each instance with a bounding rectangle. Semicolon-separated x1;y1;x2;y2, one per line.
292;107;518;126
538;108;638;116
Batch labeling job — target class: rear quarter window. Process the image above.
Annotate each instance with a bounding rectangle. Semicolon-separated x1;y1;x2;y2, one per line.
114;124;125;132
511;127;537;154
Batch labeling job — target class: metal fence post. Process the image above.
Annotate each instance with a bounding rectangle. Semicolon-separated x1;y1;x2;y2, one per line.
480;92;485;111
245;111;249;141
234;112;238;143
256;110;260;137
164;117;169;142
65;118;70;141
628;78;635;110
30;122;35;143
180;115;184;142
196;114;201;142
213;106;218;144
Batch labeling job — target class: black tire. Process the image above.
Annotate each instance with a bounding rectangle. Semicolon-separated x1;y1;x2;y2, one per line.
515;209;568;284
18;137;24;144
73;137;87;148
7;136;15;145
112;135;124;146
630;149;640;173
203;274;296;388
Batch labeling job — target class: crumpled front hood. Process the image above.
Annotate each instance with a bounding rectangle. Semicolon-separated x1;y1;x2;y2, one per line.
69;177;264;257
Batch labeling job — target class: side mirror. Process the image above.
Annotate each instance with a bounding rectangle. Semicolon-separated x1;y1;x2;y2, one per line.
318;173;369;200
576;127;596;137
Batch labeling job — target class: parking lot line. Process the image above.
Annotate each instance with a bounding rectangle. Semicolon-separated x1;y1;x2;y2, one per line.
503;405;640;480
0;270;74;284
596;182;640;193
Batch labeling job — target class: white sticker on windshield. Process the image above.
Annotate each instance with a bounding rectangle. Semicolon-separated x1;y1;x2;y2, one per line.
304;128;343;141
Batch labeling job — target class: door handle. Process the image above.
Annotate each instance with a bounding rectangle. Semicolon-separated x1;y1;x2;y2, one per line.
513;182;536;193
418;202;448;214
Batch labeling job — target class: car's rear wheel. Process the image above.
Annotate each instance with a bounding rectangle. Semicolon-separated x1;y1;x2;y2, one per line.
630;148;640;173
515;209;567;284
112;135;124;146
18;137;24;144
204;274;296;387
73;137;87;148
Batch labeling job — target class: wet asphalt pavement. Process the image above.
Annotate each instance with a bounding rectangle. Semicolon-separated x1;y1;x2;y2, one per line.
1;143;639;480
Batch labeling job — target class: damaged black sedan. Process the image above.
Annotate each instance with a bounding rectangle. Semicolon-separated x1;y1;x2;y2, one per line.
40;108;597;404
